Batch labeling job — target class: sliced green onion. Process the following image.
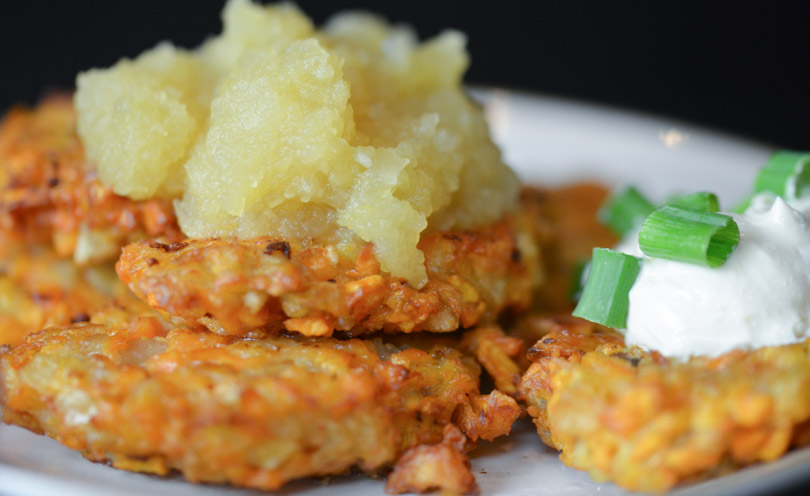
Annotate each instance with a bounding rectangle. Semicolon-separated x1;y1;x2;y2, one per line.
667;191;719;212
598;186;656;236
572;248;641;328
754;150;810;200
639;205;739;267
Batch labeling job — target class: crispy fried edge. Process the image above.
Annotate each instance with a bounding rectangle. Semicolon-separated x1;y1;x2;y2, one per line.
0;95;181;263
520;325;810;492
1;322;520;491
116;212;536;337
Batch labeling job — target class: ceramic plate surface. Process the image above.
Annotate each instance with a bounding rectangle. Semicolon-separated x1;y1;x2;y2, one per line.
1;89;804;496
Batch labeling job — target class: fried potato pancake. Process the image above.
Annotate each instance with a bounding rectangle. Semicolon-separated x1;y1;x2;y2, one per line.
519;323;810;492
0;97;545;339
1;321;519;491
0;240;154;347
0;96;181;264
116;212;537;337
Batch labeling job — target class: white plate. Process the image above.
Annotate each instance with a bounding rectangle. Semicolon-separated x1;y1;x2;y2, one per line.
0;89;805;496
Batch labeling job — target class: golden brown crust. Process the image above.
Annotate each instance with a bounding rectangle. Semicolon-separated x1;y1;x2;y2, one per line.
0;95;181;263
385;425;479;495
460;326;527;398
520;325;810;492
458;316;617;402
116;215;536;337
1;322;519;491
452;389;521;443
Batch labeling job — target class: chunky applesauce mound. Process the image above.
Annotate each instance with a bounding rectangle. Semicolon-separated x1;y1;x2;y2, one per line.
74;0;518;287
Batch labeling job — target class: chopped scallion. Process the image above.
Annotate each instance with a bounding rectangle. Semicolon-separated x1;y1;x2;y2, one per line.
572;248;641;328
754;150;810;200
598;186;656;236
667;191;719;212
638;205;739;267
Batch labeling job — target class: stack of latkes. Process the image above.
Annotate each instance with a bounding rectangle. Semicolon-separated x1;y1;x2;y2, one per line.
0;95;561;494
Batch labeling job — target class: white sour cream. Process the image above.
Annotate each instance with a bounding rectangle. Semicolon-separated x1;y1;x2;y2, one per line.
621;194;810;359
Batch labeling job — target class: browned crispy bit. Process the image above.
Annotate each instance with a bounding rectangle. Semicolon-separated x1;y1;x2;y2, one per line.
524;318;625;362
513;313;613;350
0;95;182;264
264;240;291;258
453;389;521;443
148;241;189;253
1;322;517;491
461;326;526;397
116;212;537;337
385;425;479;495
519;324;810;492
458;316;614;401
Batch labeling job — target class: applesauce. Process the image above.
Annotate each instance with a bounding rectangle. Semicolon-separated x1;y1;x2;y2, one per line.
75;0;518;287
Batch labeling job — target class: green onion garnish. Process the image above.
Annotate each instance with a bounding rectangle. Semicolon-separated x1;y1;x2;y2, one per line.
572;248;641;328
598;186;656;236
638;205;739;268
667;192;719;212
754;150;810;200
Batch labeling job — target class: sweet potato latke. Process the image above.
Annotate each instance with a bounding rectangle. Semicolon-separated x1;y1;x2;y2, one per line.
520;323;810;492
1;95;540;342
1;321;519;491
117;215;535;337
0;96;181;264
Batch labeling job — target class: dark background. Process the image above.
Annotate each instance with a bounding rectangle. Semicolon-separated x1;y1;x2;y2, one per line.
0;1;809;495
1;1;809;149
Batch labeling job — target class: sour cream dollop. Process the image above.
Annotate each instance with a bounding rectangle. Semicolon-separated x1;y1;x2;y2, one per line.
620;194;810;360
